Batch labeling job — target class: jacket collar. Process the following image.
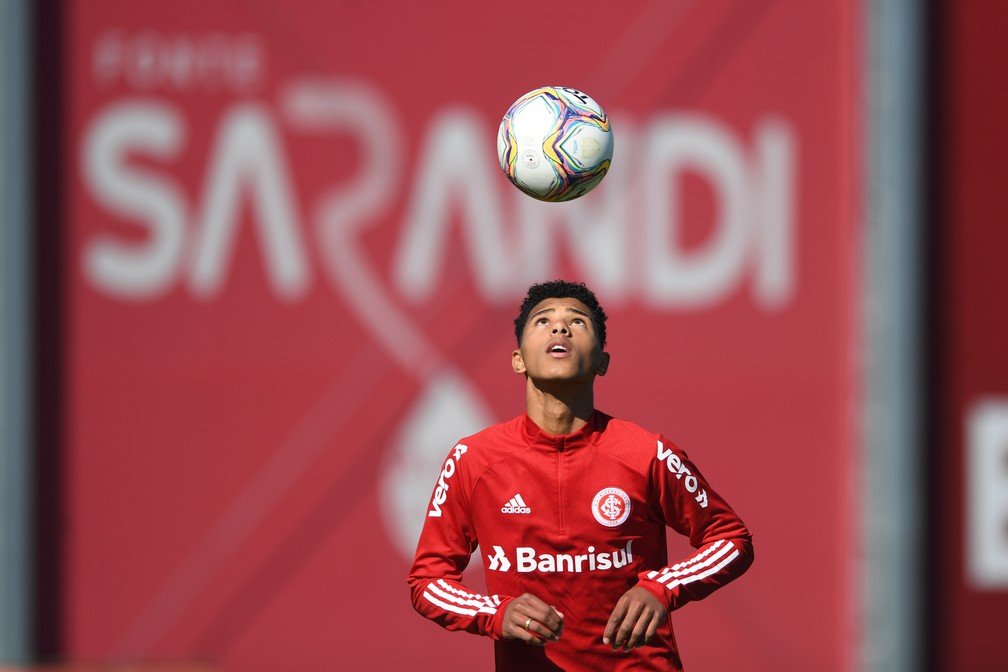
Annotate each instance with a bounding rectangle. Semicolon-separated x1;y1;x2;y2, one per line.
521;410;607;452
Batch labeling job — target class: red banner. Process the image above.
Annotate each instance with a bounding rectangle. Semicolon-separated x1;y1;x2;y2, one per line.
932;1;1008;667
62;2;860;669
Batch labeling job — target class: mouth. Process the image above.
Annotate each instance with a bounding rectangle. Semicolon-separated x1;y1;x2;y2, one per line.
546;341;570;357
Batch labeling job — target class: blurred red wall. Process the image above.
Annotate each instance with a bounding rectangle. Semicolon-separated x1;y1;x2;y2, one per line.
930;0;1008;668
53;2;860;670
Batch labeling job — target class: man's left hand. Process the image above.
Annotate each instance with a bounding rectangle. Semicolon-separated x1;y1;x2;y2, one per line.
603;586;667;650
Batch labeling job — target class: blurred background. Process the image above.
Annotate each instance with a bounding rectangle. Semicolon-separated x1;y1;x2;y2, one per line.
0;0;1005;670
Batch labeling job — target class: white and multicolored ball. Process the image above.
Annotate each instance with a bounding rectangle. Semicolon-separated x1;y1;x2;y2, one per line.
497;86;614;202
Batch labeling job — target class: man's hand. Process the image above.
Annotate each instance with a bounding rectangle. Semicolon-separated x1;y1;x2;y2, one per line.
501;593;564;646
603;586;667;650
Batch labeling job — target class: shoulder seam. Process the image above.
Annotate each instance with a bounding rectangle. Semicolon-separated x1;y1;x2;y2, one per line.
600;447;652;475
462;416;528;499
470;446;530;496
599;427;663;472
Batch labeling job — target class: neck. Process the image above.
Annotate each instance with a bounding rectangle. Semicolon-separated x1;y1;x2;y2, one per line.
524;379;595;435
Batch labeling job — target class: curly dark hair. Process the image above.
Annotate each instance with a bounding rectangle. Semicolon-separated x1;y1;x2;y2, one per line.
514;280;608;348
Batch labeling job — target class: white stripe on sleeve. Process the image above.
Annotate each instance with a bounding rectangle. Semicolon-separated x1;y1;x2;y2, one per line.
667;547;741;589
435;579;500;611
427;582;497;614
423;590;480;616
652;541;735;586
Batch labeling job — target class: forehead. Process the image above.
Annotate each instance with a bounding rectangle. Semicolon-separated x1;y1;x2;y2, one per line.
525;297;593;322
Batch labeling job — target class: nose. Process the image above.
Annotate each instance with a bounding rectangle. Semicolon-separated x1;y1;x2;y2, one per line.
552;324;570;335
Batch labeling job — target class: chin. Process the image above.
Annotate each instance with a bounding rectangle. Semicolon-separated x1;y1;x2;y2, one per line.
532;371;592;385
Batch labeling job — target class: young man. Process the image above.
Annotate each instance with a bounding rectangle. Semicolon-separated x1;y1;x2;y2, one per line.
408;280;753;671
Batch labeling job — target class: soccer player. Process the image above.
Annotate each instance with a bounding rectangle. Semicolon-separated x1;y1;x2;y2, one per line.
408;280;754;671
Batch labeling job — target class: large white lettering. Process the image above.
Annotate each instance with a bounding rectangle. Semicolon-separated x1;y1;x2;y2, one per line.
641;115;795;309
967;400;1008;588
81;101;310;300
80;90;798;312
510;116;634;299
752;119;795;308
285;79;441;373
393;109;513;303
82;100;186;298
189;105;308;300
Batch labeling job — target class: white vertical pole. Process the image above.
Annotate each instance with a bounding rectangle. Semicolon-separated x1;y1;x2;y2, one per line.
863;0;926;670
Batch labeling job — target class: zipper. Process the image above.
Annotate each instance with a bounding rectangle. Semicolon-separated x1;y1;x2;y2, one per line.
557;439;566;536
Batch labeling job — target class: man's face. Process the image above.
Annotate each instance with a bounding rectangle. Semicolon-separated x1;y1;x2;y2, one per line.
512;297;609;383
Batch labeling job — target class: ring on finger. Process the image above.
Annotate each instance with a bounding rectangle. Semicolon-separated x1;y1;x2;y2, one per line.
524;617;532;630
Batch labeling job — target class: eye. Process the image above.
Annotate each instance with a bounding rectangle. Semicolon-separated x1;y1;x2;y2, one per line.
535;317;549;325
571;318;585;325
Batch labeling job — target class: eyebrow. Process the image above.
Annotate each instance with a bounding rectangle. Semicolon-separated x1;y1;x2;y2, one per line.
530;306;592;320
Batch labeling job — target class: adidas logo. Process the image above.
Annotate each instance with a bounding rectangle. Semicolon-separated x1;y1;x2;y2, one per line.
501;493;531;514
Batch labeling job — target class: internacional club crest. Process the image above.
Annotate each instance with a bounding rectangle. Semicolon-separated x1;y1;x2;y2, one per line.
591;487;632;527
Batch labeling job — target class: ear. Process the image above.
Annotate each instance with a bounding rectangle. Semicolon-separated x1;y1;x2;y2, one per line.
512;348;526;375
595;351;611;376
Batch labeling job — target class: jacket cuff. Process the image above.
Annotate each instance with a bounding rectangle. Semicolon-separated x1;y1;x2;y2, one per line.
488;596;515;639
635;578;673;611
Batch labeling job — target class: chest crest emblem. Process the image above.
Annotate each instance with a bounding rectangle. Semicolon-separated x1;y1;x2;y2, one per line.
591;487;631;527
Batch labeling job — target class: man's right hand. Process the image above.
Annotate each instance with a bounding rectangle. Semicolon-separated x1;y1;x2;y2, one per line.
501;593;564;646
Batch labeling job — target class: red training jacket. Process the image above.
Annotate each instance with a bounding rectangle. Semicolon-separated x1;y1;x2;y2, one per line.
407;411;754;671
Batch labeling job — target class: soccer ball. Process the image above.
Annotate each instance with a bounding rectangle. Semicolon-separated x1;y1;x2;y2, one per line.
497;86;614;202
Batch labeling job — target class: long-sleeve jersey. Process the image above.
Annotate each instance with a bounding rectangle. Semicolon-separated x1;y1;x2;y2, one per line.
407;411;754;671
